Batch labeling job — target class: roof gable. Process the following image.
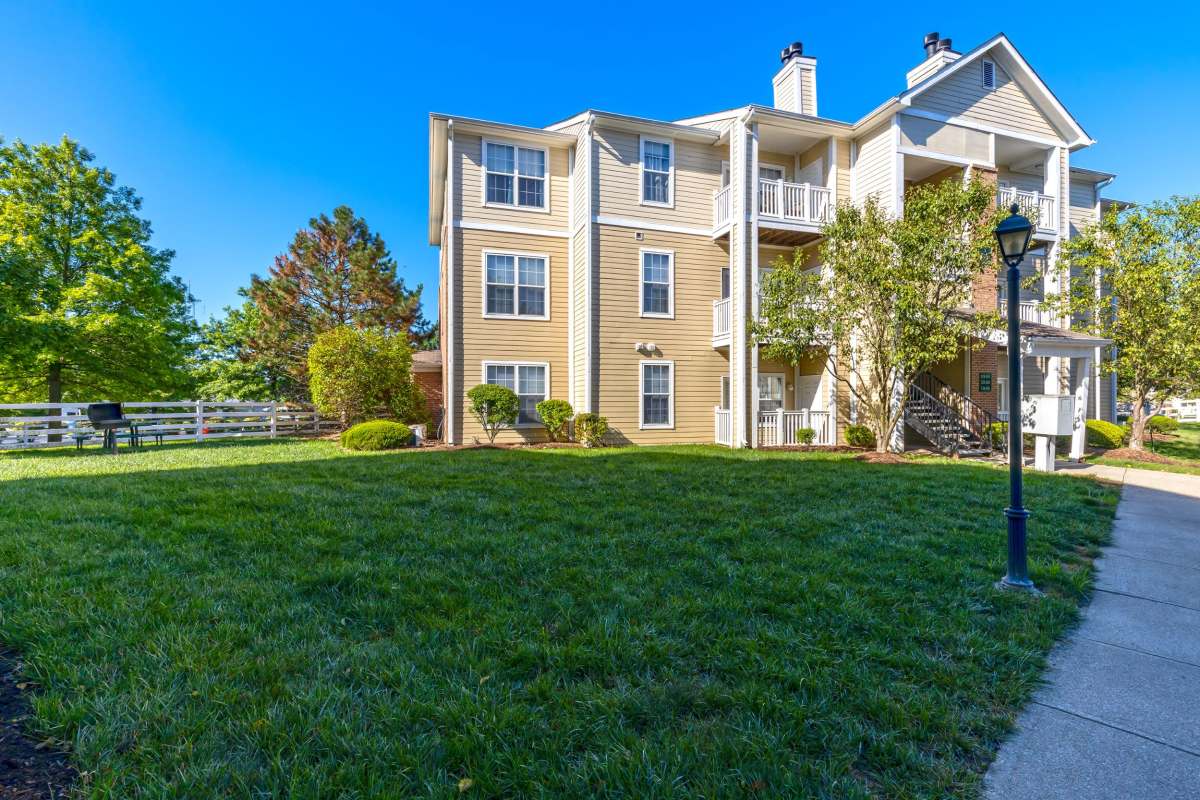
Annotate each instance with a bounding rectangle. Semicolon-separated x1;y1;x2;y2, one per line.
900;34;1092;148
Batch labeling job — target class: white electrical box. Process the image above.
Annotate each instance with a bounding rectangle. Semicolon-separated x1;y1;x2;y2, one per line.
1020;394;1074;437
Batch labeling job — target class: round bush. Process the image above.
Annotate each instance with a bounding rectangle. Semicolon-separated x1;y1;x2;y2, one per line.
845;424;876;448
1147;414;1179;435
1086;419;1124;449
341;420;412;451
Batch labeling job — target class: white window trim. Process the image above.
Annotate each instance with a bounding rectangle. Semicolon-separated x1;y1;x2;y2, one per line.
981;59;996;91
638;135;675;209
481;249;551;321
481;137;551;214
639;360;675;430
758;372;786;411
481;360;551;429
758;164;786;182
638;248;674;319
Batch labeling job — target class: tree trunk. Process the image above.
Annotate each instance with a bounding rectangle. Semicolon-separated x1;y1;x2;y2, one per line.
1128;397;1148;450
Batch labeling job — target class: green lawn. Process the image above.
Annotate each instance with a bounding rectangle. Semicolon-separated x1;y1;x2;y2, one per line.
0;441;1118;798
1091;422;1200;476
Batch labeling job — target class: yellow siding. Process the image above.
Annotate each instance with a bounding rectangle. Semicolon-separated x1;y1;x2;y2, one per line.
570;130;591;410
594;225;729;443
772;67;798;112
454;134;571;230
835;137;851;204
998;168;1043;193
594;127;723;228
855;124;894;210
758;149;793;177
800;69;816;115
911;59;1059;140
454;228;570;444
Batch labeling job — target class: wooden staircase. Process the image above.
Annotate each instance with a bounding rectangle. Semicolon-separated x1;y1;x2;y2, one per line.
904;373;1002;457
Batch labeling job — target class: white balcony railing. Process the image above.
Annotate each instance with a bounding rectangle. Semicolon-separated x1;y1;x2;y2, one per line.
714;407;732;446
756;408;834;447
998;296;1057;326
758;179;833;224
997;187;1057;233
712;297;731;341
713;185;732;230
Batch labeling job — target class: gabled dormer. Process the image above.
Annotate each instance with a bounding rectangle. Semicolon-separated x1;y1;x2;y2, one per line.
899;33;1092;149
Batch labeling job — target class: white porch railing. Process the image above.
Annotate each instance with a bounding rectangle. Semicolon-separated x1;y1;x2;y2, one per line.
713;185;732;230
712;297;731;341
758;179;833;224
714;407;732;446
0;401;337;451
997;187;1057;233
756;408;834;447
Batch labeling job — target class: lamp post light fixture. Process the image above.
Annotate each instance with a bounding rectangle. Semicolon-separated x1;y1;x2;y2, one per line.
994;204;1036;591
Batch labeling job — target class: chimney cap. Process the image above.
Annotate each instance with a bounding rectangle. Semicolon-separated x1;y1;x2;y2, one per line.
779;41;804;64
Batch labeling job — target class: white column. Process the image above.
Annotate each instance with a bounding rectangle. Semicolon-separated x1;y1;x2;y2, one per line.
1034;435;1056;472
728;119;751;448
1070;356;1091;461
748;121;761;448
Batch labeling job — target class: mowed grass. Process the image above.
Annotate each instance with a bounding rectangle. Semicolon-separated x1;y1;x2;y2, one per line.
0;440;1117;798
1092;422;1200;476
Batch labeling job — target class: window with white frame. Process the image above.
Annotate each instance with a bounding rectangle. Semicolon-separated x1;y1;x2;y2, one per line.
758;374;784;412
483;141;547;210
484;362;547;425
641;138;672;205
640;250;673;317
641;361;673;428
759;165;785;182
484;252;547;318
720;376;730;410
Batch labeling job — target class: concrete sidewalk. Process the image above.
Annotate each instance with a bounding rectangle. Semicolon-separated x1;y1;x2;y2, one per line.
984;465;1200;799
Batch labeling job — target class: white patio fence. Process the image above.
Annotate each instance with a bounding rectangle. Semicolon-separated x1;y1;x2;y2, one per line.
0;401;337;451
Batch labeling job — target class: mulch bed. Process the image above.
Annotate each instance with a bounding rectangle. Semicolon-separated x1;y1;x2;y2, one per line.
1100;447;1178;465
0;653;75;799
854;452;911;465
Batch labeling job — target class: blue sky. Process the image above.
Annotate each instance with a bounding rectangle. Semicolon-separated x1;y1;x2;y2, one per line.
2;2;1196;324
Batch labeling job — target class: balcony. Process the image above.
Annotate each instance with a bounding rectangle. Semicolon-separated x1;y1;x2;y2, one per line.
712;296;731;346
997;187;1057;236
711;180;834;236
998;295;1057;327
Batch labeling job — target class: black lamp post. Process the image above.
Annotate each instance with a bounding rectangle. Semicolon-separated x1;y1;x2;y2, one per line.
994;204;1035;591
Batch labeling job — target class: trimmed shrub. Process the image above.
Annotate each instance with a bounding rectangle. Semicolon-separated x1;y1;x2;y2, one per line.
796;427;816;445
987;421;1007;449
308;326;423;428
466;384;519;444
845;424;876;449
1147;414;1179;435
341;420;412;451
536;399;574;442
1086;418;1125;449
573;413;608;448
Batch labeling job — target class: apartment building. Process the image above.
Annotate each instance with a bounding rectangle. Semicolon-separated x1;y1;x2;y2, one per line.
428;32;1118;449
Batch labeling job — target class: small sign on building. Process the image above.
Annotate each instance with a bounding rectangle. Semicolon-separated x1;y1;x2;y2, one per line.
978;372;993;393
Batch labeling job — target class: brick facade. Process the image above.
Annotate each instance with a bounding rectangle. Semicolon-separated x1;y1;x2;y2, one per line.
969;341;999;417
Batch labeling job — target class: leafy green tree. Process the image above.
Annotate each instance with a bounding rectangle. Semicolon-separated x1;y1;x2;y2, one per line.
466;384;519;444
248;206;425;398
192;300;298;401
0;136;195;404
752;179;1001;452
1048;197;1200;449
307;326;423;428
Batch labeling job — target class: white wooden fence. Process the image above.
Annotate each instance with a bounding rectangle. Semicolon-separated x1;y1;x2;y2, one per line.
0;401;336;451
757;409;835;447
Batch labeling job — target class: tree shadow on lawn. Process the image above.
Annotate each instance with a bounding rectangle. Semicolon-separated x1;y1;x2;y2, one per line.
0;443;1119;798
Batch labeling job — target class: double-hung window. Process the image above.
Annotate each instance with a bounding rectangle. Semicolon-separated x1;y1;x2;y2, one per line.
640;137;673;206
484;362;548;425
640;249;673;318
758;374;784;412
640;361;674;429
484;141;547;210
484;252;547;318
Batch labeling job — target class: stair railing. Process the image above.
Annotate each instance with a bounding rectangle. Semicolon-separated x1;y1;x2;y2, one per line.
908;372;1005;455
